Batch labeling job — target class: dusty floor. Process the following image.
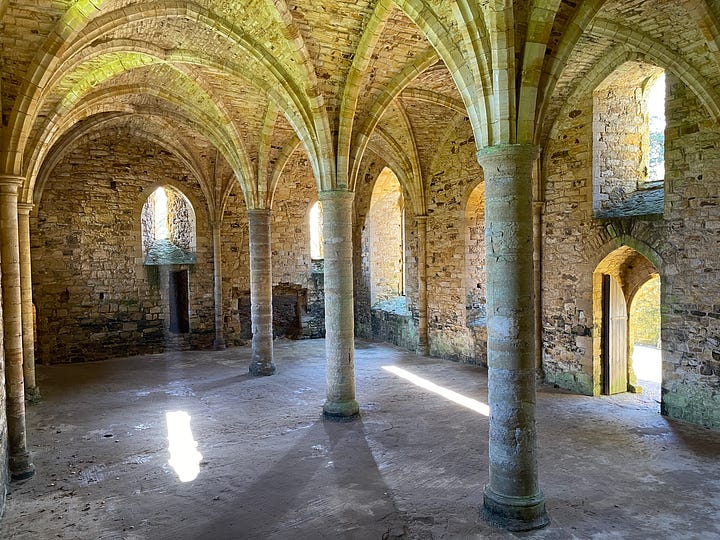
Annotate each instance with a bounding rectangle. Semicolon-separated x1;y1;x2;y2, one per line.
1;339;719;539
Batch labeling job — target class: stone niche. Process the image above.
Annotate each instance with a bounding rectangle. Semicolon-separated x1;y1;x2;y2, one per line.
238;278;325;340
142;185;197;265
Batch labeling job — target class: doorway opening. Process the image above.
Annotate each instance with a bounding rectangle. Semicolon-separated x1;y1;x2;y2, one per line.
593;245;661;402
169;269;190;334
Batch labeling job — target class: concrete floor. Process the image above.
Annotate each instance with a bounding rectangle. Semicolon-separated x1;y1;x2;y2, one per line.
1;339;719;539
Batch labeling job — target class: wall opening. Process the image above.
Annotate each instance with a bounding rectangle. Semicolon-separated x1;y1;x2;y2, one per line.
309;201;324;260
142;186;197;265
464;182;488;364
593;62;665;218
629;274;661;393
465;183;486;327
593;246;661;404
169;269;190;334
366;167;405;309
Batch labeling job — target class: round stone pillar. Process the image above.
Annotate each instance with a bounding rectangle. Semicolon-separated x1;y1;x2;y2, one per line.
247;209;275;376
476;145;548;531
17;203;39;401
416;215;429;355
320;190;358;418
0;176;35;480
211;222;225;350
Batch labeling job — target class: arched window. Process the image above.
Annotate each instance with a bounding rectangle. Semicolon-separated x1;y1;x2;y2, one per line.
593;62;665;218
647;73;665;182
141;185;197;265
366;167;405;305
465;183;486;327
309;201;323;260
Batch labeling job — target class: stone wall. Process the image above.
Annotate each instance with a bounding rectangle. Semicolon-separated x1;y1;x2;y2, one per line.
660;73;720;429
366;169;404;305
542;70;720;429
592;62;652;213
220;184;250;346
221;150;325;343
424;118;483;362
354;120;487;363
32;134;215;363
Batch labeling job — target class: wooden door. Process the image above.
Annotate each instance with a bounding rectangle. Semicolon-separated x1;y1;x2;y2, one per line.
602;274;628;394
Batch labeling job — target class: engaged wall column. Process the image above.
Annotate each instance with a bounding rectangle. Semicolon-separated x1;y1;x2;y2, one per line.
320;190;358;418
0;175;34;480
476;145;548;531
247;209;275;376
416;214;429;355
212;221;225;350
17;203;39;400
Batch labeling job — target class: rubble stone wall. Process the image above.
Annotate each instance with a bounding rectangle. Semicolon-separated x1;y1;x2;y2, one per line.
32;135;215;363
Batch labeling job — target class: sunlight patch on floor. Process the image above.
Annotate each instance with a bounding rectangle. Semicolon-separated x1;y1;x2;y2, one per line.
382;365;489;416
166;411;203;482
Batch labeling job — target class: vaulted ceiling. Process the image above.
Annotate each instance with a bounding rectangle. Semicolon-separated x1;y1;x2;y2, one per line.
1;1;718;214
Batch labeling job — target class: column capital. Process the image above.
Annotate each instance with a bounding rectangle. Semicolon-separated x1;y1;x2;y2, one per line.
319;189;354;203
415;214;428;224
246;207;271;215
476;144;540;171
0;175;24;193
17;202;34;215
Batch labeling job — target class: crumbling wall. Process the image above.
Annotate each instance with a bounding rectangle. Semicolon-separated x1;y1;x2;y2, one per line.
225;150;325;342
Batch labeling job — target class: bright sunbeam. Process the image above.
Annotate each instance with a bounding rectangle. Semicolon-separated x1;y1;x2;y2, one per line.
382;365;490;416
166;411;203;482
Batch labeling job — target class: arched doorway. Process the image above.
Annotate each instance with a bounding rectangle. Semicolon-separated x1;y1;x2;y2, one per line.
141;185;197;336
593;245;661;400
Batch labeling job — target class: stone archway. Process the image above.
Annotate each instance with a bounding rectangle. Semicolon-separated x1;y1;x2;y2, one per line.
593;245;661;399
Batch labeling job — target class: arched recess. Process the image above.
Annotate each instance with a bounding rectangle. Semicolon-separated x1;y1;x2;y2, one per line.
464;181;487;365
592;61;665;218
592;244;662;403
365;167;406;308
141;185;197;266
309;200;324;261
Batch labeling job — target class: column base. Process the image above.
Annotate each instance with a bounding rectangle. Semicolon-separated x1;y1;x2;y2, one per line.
323;399;360;419
9;453;35;482
249;362;276;376
25;386;42;404
213;338;226;351
481;486;550;532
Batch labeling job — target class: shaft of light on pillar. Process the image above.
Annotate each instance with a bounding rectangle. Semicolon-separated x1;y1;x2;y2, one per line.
248;209;275;376
319;190;358;418
476;145;548;531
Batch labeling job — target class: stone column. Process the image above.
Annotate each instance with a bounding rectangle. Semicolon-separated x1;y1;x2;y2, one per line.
211;222;225;350
0;175;35;480
416;215;429;355
476;145;548;531
17;203;39;401
320;190;358;418
247;209;275;376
